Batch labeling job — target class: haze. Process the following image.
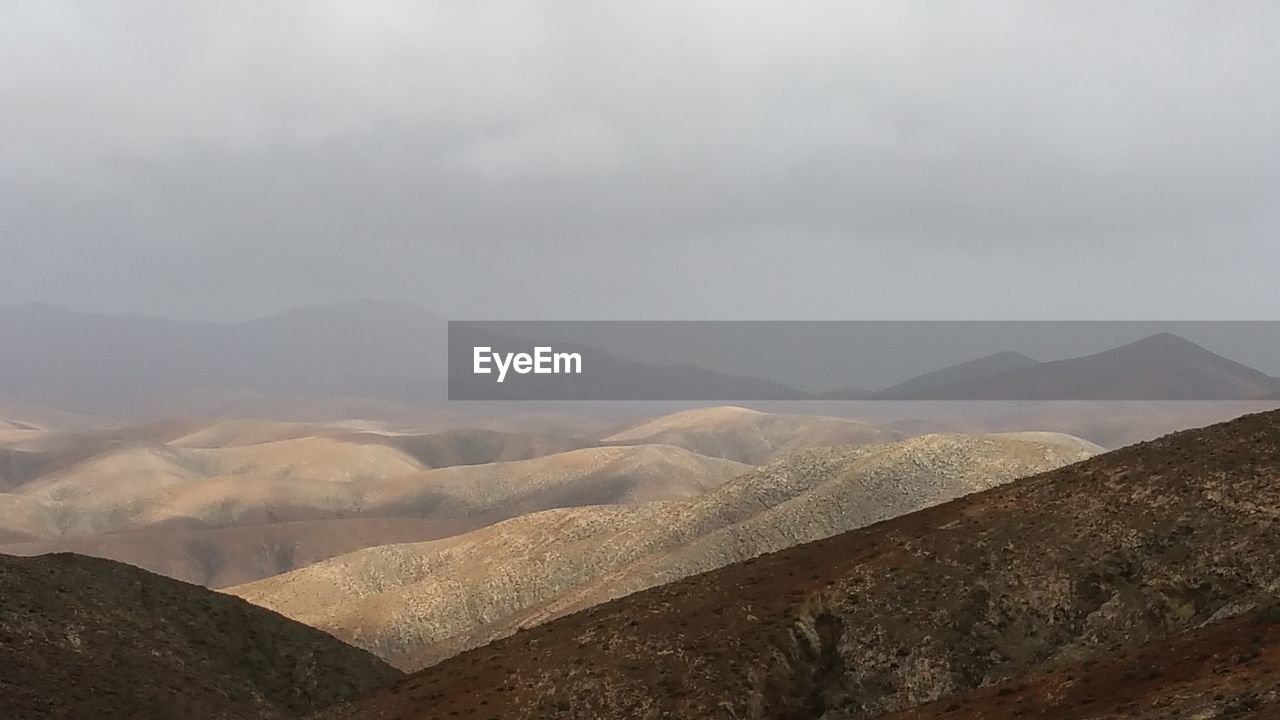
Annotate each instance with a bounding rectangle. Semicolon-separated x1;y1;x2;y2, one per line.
2;1;1279;321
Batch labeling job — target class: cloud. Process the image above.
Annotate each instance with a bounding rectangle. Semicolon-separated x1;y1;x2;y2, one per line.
1;1;1278;319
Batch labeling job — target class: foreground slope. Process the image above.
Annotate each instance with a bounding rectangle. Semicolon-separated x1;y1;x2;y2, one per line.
883;604;1280;719
0;553;399;720
235;432;1094;669
318;409;1280;719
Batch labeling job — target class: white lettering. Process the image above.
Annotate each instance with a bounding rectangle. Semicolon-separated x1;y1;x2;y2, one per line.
554;350;581;374
474;346;582;383
473;347;492;374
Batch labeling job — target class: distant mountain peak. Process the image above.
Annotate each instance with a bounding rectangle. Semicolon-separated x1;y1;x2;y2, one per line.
1115;331;1212;353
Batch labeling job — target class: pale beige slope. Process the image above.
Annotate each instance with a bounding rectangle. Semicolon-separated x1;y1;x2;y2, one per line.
18;444;201;506
0;493;63;541
231;432;1098;669
362;444;748;519
8;444;744;589
179;435;425;481
169;419;347;448
603;405;897;464
0;516;486;587
126;444;744;532
0;402;120;432
10;436;427;536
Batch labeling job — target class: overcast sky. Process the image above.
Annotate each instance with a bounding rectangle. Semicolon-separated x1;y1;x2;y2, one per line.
2;2;1278;321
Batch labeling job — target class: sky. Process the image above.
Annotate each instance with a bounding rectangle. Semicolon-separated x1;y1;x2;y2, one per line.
2;1;1278;321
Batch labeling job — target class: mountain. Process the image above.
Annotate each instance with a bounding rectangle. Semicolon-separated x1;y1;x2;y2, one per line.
232;432;1096;669
0;302;811;415
0;300;449;416
601;406;897;463
316;408;1280;719
872;350;1040;399
883;604;1280;719
815;387;874;400
0;552;398;719
888;333;1279;400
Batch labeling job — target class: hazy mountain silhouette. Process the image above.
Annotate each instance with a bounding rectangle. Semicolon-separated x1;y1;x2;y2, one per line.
0;302;809;413
5;304;1277;410
890;333;1278;400
0;300;448;415
872;350;1041;399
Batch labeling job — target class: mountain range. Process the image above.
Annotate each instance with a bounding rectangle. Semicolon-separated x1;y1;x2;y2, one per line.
229;429;1095;668
318;407;1280;719
874;332;1280;400
5;405;1280;717
4;302;1279;413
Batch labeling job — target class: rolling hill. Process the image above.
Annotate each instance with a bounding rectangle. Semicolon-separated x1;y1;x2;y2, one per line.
313;408;1280;719
0;517;485;587
232;432;1096;669
602;406;897;464
2;437;746;586
0;552;398;719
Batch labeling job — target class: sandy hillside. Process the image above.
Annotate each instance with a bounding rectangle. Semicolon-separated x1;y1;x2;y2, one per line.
232;432;1097;668
3;429;745;587
603;405;899;463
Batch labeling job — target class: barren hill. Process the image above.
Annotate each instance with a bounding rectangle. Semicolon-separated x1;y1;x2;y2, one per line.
603;406;897;463
0;552;398;720
882;604;1280;719
3;442;744;586
315;408;1280;720
345;428;592;469
234;432;1094;668
0;517;484;587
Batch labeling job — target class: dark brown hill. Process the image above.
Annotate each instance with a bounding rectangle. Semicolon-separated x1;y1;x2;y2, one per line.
882;604;1280;719
0;552;400;719
318;408;1280;719
893;333;1278;400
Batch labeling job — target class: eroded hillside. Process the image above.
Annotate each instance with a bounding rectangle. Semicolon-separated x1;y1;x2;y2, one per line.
0;553;400;719
315;409;1280;719
234;432;1095;669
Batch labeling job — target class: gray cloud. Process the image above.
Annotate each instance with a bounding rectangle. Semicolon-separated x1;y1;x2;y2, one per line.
2;1;1278;320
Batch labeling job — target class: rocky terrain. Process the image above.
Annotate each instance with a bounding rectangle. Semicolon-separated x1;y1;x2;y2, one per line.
0;552;399;719
232;432;1096;668
882;604;1280;719
313;408;1280;719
